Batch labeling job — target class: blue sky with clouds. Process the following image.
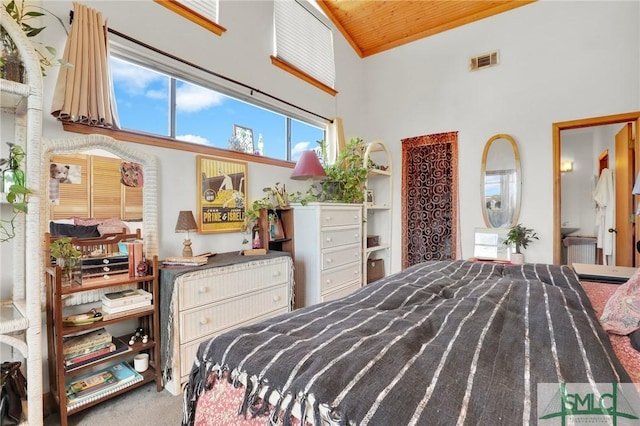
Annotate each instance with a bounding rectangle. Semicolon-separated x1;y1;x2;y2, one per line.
110;57;324;161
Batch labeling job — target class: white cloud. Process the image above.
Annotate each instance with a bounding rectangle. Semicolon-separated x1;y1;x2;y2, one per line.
176;84;225;113
291;141;312;160
110;57;162;96
177;134;210;145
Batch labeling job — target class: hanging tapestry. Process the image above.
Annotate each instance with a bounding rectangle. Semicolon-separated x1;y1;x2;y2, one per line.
401;131;458;268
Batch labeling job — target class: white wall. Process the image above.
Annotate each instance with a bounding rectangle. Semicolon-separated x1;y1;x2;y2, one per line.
361;1;640;268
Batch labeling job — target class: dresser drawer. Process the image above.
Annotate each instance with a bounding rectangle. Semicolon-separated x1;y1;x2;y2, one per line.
179;284;289;343
321;244;361;271
321;227;361;249
320;262;361;294
321;281;361;303
320;208;361;228
178;258;290;311
178;307;289;380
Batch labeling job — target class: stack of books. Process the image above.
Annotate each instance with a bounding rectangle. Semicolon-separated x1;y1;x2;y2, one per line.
100;289;153;320
65;361;143;410
162;255;209;266
63;328;130;371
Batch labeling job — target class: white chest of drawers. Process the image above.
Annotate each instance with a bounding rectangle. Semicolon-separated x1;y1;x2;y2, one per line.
161;253;293;395
293;203;363;307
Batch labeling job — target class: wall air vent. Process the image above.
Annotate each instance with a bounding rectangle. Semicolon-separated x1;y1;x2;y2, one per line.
469;51;499;71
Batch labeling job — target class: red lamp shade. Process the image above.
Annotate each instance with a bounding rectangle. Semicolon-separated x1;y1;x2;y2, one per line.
290;151;326;180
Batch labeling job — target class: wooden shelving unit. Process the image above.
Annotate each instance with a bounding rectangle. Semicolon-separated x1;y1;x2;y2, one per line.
258;207;294;260
45;252;161;426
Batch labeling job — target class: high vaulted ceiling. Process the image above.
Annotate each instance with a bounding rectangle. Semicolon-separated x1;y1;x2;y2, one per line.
315;1;536;58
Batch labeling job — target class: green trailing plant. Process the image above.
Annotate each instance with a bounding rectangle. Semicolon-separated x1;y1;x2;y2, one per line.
503;223;538;254
49;237;82;282
0;142;30;242
1;0;68;76
321;137;372;204
242;183;289;234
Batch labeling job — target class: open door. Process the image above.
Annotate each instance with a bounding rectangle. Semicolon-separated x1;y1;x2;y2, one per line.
614;123;635;266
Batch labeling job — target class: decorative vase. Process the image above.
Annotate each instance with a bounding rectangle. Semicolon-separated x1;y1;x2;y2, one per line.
511;253;524;265
2;168;24;193
1;52;24;83
56;257;77;285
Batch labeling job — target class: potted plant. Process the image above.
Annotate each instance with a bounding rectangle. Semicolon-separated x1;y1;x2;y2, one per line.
504;223;538;264
1;0;67;81
0;142;29;242
49;237;81;283
318;137;372;204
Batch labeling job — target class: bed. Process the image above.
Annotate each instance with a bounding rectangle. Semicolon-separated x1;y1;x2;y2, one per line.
182;260;639;425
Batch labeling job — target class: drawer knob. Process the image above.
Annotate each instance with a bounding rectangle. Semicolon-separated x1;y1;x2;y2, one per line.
325;279;332;284
326;258;333;264
272;295;280;302
199;317;209;325
102;259;109;264
102;266;111;272
272;271;281;277
199;286;209;293
325;216;332;221
325;237;332;242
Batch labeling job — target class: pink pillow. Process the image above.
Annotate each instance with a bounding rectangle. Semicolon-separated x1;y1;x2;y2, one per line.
73;217;102;227
601;268;640;335
73;217;130;235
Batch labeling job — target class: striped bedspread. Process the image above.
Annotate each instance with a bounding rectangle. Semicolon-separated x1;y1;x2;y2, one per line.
183;260;631;425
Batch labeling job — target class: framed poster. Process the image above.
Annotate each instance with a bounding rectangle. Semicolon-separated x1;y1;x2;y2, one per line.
197;155;248;233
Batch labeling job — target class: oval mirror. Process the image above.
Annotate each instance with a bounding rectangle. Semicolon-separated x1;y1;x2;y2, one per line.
480;134;521;228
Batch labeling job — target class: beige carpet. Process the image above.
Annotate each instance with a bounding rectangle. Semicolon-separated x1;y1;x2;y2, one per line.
43;382;183;426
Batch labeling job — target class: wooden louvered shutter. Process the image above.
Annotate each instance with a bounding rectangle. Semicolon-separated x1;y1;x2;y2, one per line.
91;156;122;218
122;186;143;220
50;154;90;219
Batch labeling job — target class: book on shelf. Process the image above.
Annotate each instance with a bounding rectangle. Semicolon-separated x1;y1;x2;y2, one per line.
101;288;152;308
65;337;131;371
101;299;151;315
100;305;154;321
64;341;114;362
66;361;143;410
162;255;208;266
63;328;112;356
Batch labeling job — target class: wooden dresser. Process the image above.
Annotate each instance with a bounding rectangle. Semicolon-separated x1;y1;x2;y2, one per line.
293;203;362;308
160;251;293;395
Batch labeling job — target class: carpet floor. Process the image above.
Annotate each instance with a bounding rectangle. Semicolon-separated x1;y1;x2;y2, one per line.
43;382;184;425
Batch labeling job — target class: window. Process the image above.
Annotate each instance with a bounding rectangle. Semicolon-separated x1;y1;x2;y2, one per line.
273;0;336;95
110;56;325;161
153;0;226;36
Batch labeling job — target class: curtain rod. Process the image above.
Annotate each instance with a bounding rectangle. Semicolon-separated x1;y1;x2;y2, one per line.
70;11;333;123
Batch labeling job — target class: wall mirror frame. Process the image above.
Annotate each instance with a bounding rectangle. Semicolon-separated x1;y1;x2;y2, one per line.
41;134;159;257
480;133;522;229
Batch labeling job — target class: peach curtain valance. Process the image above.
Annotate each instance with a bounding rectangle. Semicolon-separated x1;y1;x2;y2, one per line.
51;2;119;128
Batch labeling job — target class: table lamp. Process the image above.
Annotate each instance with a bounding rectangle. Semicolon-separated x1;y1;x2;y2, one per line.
291;150;326;181
175;210;198;257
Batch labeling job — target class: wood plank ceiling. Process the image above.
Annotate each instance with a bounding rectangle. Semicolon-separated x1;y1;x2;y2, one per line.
316;1;536;58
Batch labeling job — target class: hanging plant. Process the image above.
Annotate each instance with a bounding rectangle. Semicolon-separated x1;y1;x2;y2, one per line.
1;0;68;81
0;142;30;242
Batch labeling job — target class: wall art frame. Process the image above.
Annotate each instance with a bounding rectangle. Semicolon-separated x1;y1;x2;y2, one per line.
197;155;248;233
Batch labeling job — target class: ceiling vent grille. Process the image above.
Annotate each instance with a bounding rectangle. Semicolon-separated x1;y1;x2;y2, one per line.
470;51;499;71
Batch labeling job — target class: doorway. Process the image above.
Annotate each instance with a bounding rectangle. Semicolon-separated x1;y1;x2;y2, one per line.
552;111;640;266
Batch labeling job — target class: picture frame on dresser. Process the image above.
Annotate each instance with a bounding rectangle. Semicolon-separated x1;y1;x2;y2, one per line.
196;155;247;234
